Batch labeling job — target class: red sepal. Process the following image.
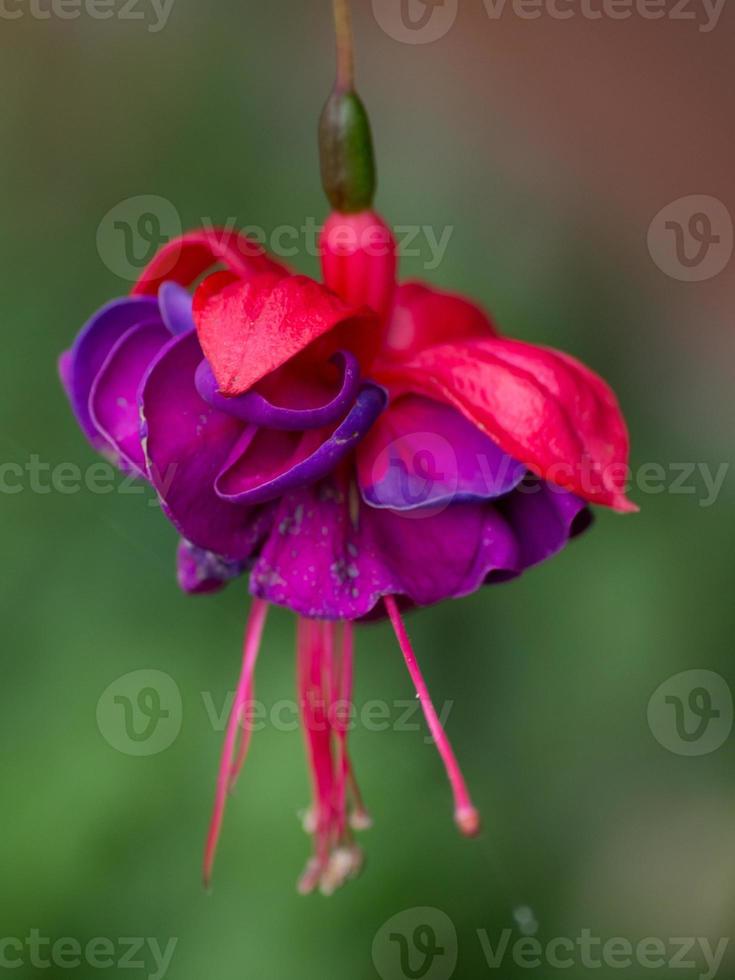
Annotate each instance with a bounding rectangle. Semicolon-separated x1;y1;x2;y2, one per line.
193;272;378;397
377;337;636;512
131;228;287;297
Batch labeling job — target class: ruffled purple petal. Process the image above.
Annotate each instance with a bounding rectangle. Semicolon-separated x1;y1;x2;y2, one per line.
249;479;519;619
89;320;170;475
250;473;593;620
158;281;195;336
215;384;387;506
176;539;247;594
358;395;526;510
496;478;592;571
141;330;274;561
64;296;160;449
195;350;362;431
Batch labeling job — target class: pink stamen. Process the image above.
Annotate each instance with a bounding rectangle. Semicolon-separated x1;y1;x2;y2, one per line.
331;621;353;838
203;598;269;889
297;619;336;889
296;617;368;894
384;596;481;837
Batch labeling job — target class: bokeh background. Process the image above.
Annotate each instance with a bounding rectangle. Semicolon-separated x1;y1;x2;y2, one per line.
2;1;735;978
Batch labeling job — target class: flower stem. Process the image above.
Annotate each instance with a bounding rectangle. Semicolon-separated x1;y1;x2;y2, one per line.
320;0;375;212
332;0;355;91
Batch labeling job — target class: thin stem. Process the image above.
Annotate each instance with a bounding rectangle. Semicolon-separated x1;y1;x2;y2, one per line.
332;0;355;91
385;596;480;837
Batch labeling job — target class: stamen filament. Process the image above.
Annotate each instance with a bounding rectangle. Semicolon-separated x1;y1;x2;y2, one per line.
332;621;352;838
297;616;368;894
203;598;269;889
384;596;481;837
297;619;336;890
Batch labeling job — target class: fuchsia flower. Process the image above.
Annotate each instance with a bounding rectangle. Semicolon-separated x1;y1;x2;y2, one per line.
59;217;634;892
59;5;634;894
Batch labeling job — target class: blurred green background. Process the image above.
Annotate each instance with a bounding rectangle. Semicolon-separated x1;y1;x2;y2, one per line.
2;1;734;978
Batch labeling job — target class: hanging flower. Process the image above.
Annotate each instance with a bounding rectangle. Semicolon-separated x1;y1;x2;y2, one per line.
59;0;635;896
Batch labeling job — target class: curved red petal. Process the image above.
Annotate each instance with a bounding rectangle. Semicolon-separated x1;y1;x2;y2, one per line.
193;272;378;397
380;282;496;361
131;228;287;297
377;337;636;512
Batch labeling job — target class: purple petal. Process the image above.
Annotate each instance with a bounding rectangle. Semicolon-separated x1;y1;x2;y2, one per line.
215;384;387;506
358;395;526;510
176;539;247;594
249;479;520;620
497;478;592;571
363;497;520;606
195;350;362;431
250;475;594;620
64;296;160;449
89;320;170;474
141;330;274;561
158;281;195;336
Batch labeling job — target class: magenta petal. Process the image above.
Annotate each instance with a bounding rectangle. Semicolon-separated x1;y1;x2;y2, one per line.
215;384;387;506
65;297;160;449
158;281;195;336
90;320;170;474
176;539;247;594
498;478;592;570
141;331;273;561
250;481;390;619
358;395;525;510
363;500;520;607
194;350;361;431
250;480;520;620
